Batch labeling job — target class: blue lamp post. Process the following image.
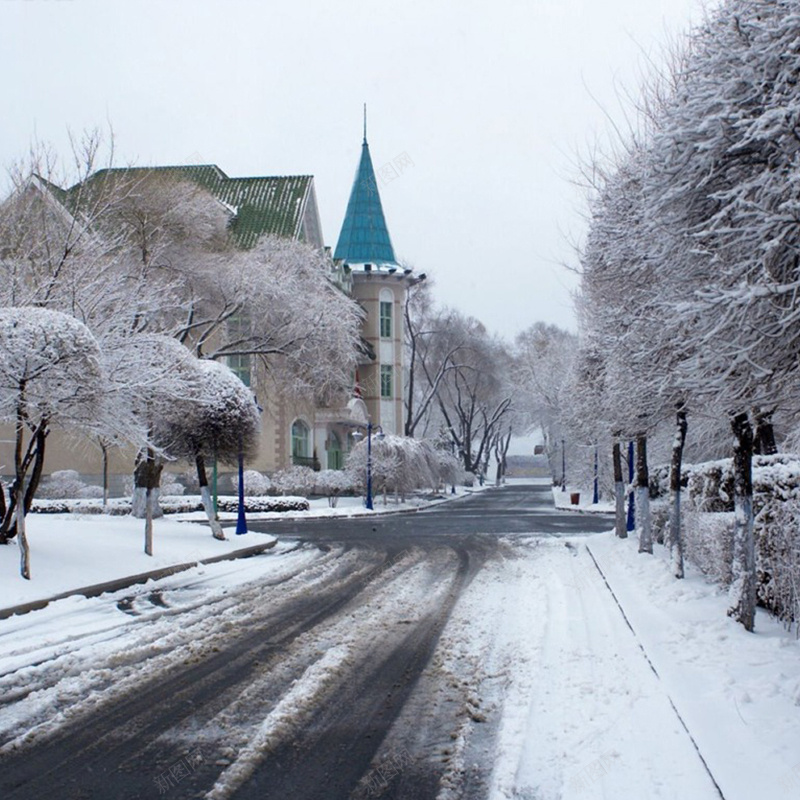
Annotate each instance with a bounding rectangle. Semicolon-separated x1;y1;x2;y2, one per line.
593;445;599;505
236;433;247;535
235;396;262;536
561;438;566;491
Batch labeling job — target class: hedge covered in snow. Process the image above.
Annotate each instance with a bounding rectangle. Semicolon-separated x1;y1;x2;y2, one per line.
651;455;800;628
30;495;309;515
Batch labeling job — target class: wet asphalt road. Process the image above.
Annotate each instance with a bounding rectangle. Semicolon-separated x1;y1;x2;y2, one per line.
245;482;614;544
0;483;612;800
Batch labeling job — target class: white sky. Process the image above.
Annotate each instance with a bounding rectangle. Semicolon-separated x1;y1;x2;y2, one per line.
1;0;705;340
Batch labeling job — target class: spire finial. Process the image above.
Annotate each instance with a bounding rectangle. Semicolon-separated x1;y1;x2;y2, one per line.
363;103;367;144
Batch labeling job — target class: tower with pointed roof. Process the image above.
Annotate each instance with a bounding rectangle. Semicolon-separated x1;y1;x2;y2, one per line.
334;114;422;435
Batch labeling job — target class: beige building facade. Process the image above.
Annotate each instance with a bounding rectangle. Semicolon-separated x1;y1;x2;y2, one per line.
1;132;419;492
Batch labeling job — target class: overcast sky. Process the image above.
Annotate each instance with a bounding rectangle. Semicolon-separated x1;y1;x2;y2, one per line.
2;0;705;340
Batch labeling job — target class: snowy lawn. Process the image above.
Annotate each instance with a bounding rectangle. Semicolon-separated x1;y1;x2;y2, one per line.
0;515;277;610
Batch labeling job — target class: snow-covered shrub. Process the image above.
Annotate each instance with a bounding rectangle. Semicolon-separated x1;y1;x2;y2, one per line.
681;510;735;587
653;455;800;628
313;469;357;507
181;469;201;493
271;466;316;497
231;469;273;496
30;495;309;515
216;495;308;513
77;484;105;499
346;435;441;502
160;476;186;497
38;470;95;500
757;498;800;630
436;450;465;490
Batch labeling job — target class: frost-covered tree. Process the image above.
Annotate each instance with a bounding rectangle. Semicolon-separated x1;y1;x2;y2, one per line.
416;311;514;475
346;435;441;503
106;334;205;554
0;133;182;341
639;0;800;626
164;358;260;540
174;235;363;405
0;308;104;578
574;0;800;626
514;322;578;479
403;280;468;438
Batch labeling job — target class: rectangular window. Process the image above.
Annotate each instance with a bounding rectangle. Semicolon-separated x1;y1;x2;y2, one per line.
227;353;251;387
227;313;252;387
380;364;393;399
379;301;393;338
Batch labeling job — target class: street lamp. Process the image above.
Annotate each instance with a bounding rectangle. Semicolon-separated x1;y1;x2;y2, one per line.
235;395;262;536
365;421;384;510
626;440;635;532
235;432;247;535
593;445;599;505
561;438;566;492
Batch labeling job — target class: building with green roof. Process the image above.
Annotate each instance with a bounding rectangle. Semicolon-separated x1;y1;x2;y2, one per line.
71;165;324;250
6;127;421;483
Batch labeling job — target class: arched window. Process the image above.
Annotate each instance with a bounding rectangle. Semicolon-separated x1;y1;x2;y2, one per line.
291;419;311;466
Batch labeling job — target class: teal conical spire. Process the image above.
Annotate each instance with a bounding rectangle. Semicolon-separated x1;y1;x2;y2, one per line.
334;123;398;267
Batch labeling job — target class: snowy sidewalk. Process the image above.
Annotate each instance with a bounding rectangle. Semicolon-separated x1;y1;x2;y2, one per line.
586;532;800;800
433;531;800;799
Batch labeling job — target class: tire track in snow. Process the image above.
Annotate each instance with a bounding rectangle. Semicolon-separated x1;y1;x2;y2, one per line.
0;545;400;798
0;541;472;800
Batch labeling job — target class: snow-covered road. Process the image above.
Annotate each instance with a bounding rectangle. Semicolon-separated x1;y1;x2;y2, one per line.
0;484;797;799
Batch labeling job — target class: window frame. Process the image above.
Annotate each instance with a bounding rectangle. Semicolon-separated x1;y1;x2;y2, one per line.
380;364;393;399
379;300;393;339
291;419;311;459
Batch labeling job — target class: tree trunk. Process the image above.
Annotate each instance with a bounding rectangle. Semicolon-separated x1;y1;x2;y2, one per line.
14;398;31;578
729;412;756;632
626;440;635;533
753;408;777;456
196;454;225;540
23;427;47;515
145;487;154;556
612;441;627;538
636;434;652;554
0;479;6;539
101;441;109;507
16;483;30;580
668;406;688;578
132;448;163;520
133;448;163;555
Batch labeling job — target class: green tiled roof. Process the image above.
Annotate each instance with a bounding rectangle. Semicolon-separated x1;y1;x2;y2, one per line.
66;166;315;250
